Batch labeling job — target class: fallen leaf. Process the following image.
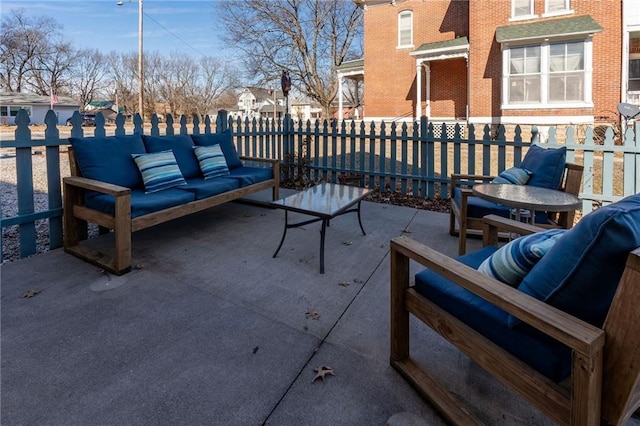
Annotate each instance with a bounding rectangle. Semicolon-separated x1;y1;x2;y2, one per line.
312;366;335;383
252;346;259;354
342;240;353;245
353;278;363;284
21;289;41;298
339;280;350;287
134;263;145;270
306;310;320;320
402;228;412;233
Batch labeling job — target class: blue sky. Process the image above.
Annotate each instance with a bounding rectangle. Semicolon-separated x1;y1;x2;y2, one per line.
1;0;229;59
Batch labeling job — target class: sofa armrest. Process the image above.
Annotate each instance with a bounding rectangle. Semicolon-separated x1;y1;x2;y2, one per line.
63;176;131;197
239;156;279;165
390;235;605;356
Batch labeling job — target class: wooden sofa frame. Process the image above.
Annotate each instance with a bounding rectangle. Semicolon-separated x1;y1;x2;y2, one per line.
63;146;280;275
391;215;640;425
449;162;584;255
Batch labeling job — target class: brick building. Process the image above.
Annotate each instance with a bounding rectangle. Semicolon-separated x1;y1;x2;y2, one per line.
340;0;628;127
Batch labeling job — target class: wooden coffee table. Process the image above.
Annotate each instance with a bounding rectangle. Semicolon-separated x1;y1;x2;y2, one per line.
270;183;372;273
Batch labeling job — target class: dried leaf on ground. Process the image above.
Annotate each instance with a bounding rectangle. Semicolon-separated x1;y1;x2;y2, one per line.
312;366;335;383
339;280;350;287
342;240;352;245
21;289;41;298
402;228;412;233
306;310;320;320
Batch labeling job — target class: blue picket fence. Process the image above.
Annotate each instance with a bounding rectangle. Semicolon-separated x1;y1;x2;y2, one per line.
1;108;639;262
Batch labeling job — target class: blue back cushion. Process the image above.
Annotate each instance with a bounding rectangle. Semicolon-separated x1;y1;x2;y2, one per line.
142;134;201;179
520;145;566;189
513;194;640;327
69;134;146;188
191;130;243;169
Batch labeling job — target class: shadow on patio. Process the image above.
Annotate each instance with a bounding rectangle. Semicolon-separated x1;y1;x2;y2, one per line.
2;193;637;425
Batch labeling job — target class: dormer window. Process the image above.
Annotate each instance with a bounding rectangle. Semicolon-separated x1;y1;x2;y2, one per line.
398;11;413;48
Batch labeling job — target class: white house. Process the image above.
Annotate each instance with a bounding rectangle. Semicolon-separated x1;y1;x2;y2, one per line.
0;92;80;125
233;87;285;120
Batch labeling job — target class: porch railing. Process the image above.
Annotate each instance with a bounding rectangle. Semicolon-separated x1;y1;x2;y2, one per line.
1;108;639;262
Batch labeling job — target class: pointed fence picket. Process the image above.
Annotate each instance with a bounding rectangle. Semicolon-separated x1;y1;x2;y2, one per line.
1;108;638;262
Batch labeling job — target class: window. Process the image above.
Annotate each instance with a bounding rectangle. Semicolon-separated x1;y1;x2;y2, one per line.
504;40;591;107
0;106;30;117
398;11;413;48
508;46;541;103
629;58;640;91
512;0;534;18
548;42;584;102
546;0;570;13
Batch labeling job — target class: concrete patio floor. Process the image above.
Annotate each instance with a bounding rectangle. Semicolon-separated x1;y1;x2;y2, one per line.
2;191;639;425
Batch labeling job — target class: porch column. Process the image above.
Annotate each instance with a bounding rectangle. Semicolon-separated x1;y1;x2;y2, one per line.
338;73;344;120
425;64;431;117
415;62;422;119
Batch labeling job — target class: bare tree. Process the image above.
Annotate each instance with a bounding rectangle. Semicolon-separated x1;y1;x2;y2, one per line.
0;8;66;93
220;0;362;118
107;52;139;118
69;49;109;108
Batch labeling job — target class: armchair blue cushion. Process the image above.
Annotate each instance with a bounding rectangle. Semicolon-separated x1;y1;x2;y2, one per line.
191;130;243;169
142;134;201;179
415;246;572;381
520;145;566;189
513;193;640;328
453;187;548;224
69;134;146;189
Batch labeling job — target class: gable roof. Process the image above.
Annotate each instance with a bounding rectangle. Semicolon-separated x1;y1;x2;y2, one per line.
496;15;603;44
0;92;80;108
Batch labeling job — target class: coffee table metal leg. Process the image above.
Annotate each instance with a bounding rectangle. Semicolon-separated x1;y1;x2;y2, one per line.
273;210;289;258
357;200;366;235
319;219;327;274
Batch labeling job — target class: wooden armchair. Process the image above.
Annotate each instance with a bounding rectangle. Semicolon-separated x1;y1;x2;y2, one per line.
449;162;583;255
392;200;640;425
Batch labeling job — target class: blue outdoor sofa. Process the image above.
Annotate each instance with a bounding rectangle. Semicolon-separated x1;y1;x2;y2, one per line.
63;130;279;275
391;193;640;425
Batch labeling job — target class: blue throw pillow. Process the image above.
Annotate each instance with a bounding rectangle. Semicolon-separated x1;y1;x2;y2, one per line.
191;130;243;169
193;145;230;179
477;229;566;287
511;193;640;327
69;134;146;188
142;134;201;179
491;167;532;185
132;150;187;194
520;145;566;189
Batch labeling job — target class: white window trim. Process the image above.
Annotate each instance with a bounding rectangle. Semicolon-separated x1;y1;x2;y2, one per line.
543;0;573;17
501;38;594;109
510;0;537;21
397;10;413;49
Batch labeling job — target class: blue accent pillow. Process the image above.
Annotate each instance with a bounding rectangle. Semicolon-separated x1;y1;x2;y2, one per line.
69;134;146;188
193;145;230;179
520;145;566;189
478;229;566;287
132;150;187;194
142;134;201;179
191;130;243;169
491;167;532;185
511;193;640;327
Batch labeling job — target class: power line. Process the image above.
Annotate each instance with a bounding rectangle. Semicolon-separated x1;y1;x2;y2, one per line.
143;12;210;58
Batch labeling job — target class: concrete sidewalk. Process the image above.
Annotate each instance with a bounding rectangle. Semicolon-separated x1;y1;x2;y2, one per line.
1;196;635;425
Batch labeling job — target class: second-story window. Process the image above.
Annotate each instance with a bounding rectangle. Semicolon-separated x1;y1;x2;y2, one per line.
398;11;413;48
546;0;570;13
512;0;534;19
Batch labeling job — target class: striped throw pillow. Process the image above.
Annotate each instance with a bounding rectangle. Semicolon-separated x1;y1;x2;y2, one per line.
477;229;566;287
491;167;532;185
132;150;186;194
193;145;230;179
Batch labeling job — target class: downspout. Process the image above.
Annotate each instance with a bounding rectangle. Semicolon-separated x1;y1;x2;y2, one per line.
621;0;628;103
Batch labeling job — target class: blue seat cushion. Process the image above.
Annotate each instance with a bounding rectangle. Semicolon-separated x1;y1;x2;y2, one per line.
520;145;566;189
513;193;640;328
85;188;195;219
453;188;548;224
414;246;571;381
191;130;243;169
227;166;273;187
142;134;201;179
69;134;146;188
181;177;240;200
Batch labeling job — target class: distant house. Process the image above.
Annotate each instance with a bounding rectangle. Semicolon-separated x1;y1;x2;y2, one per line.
0;92;80;125
233;87;286;120
84;100;119;122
